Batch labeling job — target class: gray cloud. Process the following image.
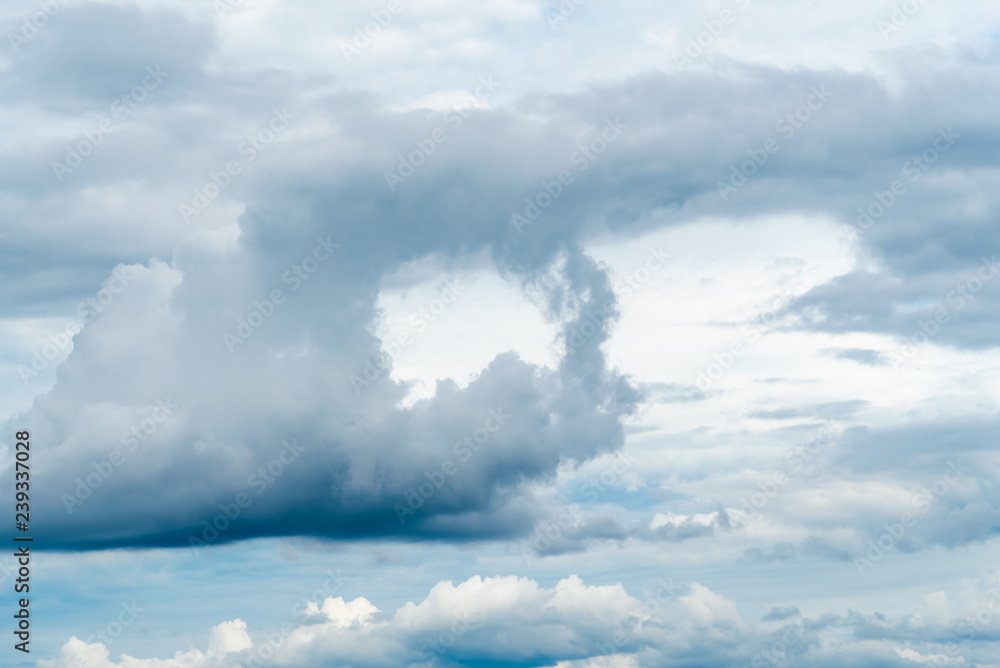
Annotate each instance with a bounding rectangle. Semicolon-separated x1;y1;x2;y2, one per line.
2;3;999;565
748;400;868;421
827;348;891;367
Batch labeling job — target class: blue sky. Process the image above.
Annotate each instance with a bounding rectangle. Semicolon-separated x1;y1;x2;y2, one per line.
2;0;1000;666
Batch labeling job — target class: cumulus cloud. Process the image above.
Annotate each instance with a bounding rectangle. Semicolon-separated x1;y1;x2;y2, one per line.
40;574;1000;667
6;0;1000;664
15;44;1000;551
12;222;638;549
40;576;650;668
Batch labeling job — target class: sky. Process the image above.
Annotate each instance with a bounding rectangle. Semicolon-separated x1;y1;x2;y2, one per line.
1;0;1000;666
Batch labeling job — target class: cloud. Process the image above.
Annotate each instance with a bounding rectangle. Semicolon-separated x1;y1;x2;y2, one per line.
16;44;1000;551
762;606;802;622
39;573;1000;667
640;382;713;403
40;575;651;668
827;348;891;367
748;400;868;421
5;0;1000;665
12;233;639;549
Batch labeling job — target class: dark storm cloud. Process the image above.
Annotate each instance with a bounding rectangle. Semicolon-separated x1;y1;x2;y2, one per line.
5;28;1000;326
5;1;1000;551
